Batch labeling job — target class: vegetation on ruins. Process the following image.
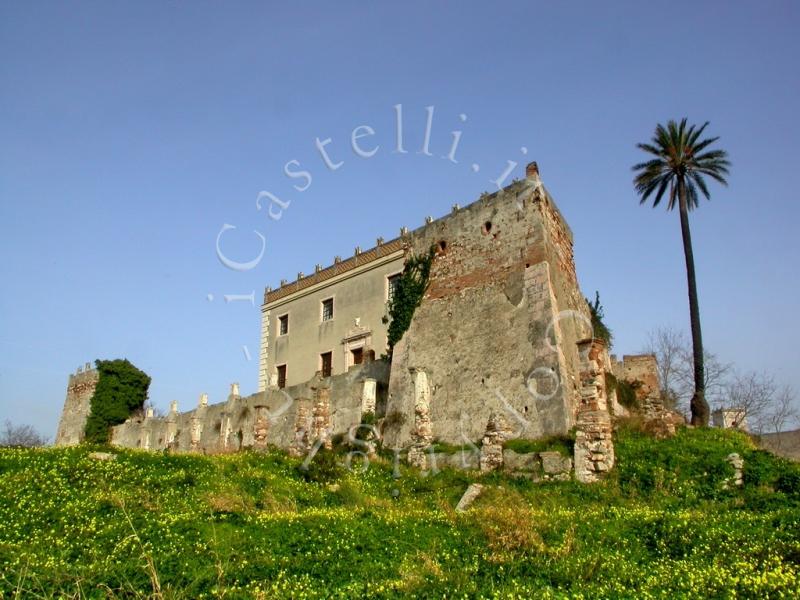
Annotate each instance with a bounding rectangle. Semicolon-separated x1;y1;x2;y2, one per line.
633;119;730;427
605;372;641;410
1;427;798;597
586;291;612;348
384;246;436;354
84;359;151;444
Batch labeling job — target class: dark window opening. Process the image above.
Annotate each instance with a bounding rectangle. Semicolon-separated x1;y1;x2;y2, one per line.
322;298;334;321
321;352;332;377
351;347;364;366
387;273;401;303
278;314;289;335
277;364;287;389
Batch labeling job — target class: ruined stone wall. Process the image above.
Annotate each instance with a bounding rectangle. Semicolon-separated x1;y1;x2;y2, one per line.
383;168;592;450
108;360;389;454
54;364;99;446
573;339;615;483
611;354;660;402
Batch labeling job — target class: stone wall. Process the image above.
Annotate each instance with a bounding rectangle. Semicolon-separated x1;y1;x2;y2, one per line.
611;353;677;437
573;339;615;483
383;165;592;451
611;354;660;404
108;360;389;454
54;364;99;446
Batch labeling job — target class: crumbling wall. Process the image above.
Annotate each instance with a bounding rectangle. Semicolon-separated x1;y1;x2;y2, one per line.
107;360;389;455
54;364;99;446
611;353;677;437
612;354;660;404
573;338;615;483
383;166;592;451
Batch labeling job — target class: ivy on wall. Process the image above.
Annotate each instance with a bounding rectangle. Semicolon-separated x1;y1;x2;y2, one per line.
605;372;641;410
384;246;436;355
84;359;151;444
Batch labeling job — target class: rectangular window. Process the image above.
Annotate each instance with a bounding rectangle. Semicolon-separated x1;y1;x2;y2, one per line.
276;364;287;389
321;298;334;321
387;273;401;303
320;352;332;377
351;347;363;366
278;314;289;335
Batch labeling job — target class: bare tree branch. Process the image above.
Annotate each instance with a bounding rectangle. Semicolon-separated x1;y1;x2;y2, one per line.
0;420;47;448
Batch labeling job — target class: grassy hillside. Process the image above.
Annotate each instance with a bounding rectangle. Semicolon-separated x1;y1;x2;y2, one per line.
1;426;799;598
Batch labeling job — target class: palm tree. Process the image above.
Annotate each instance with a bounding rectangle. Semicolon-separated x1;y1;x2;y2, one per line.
633;119;730;426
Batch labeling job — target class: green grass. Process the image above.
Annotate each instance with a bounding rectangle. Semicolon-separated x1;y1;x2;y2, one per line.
1;428;799;598
503;434;574;456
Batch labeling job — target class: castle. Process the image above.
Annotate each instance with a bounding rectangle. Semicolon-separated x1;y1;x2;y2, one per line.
55;162;663;482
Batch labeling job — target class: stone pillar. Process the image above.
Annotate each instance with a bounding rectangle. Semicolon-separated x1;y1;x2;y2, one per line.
311;386;332;450
190;393;207;452
479;412;510;472
219;411;232;450
407;369;432;469
288;403;311;458
166;401;178;449
361;378;377;415
725;453;744;488
574;338;615;483
253;405;270;450
189;416;203;452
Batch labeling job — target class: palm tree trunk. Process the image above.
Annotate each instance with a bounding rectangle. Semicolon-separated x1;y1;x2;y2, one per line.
677;178;709;426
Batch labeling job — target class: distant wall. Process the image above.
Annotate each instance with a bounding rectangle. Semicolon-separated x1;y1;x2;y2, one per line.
54;364;98;446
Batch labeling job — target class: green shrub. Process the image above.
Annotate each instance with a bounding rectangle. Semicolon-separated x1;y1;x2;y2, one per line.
83;359;151;444
587;291;612;347
296;448;344;483
504;434;574;456
430;440;480;455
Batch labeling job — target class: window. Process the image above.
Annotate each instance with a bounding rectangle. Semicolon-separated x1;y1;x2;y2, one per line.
321;298;334;321
276;365;287;389
387;273;401;303
320;352;332;377
278;314;289;335
351;347;363;366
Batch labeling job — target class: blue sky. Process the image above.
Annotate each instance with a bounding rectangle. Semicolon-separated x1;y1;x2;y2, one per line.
1;1;798;439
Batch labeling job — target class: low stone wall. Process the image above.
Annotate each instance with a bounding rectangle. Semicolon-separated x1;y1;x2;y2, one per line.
110;361;389;454
419;445;573;480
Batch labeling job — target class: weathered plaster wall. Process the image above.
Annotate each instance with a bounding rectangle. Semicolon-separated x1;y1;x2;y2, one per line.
54;364;99;446
261;242;404;389
383;168;592;449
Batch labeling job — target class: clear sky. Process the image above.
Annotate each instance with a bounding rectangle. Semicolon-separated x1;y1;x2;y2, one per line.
1;1;798;439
